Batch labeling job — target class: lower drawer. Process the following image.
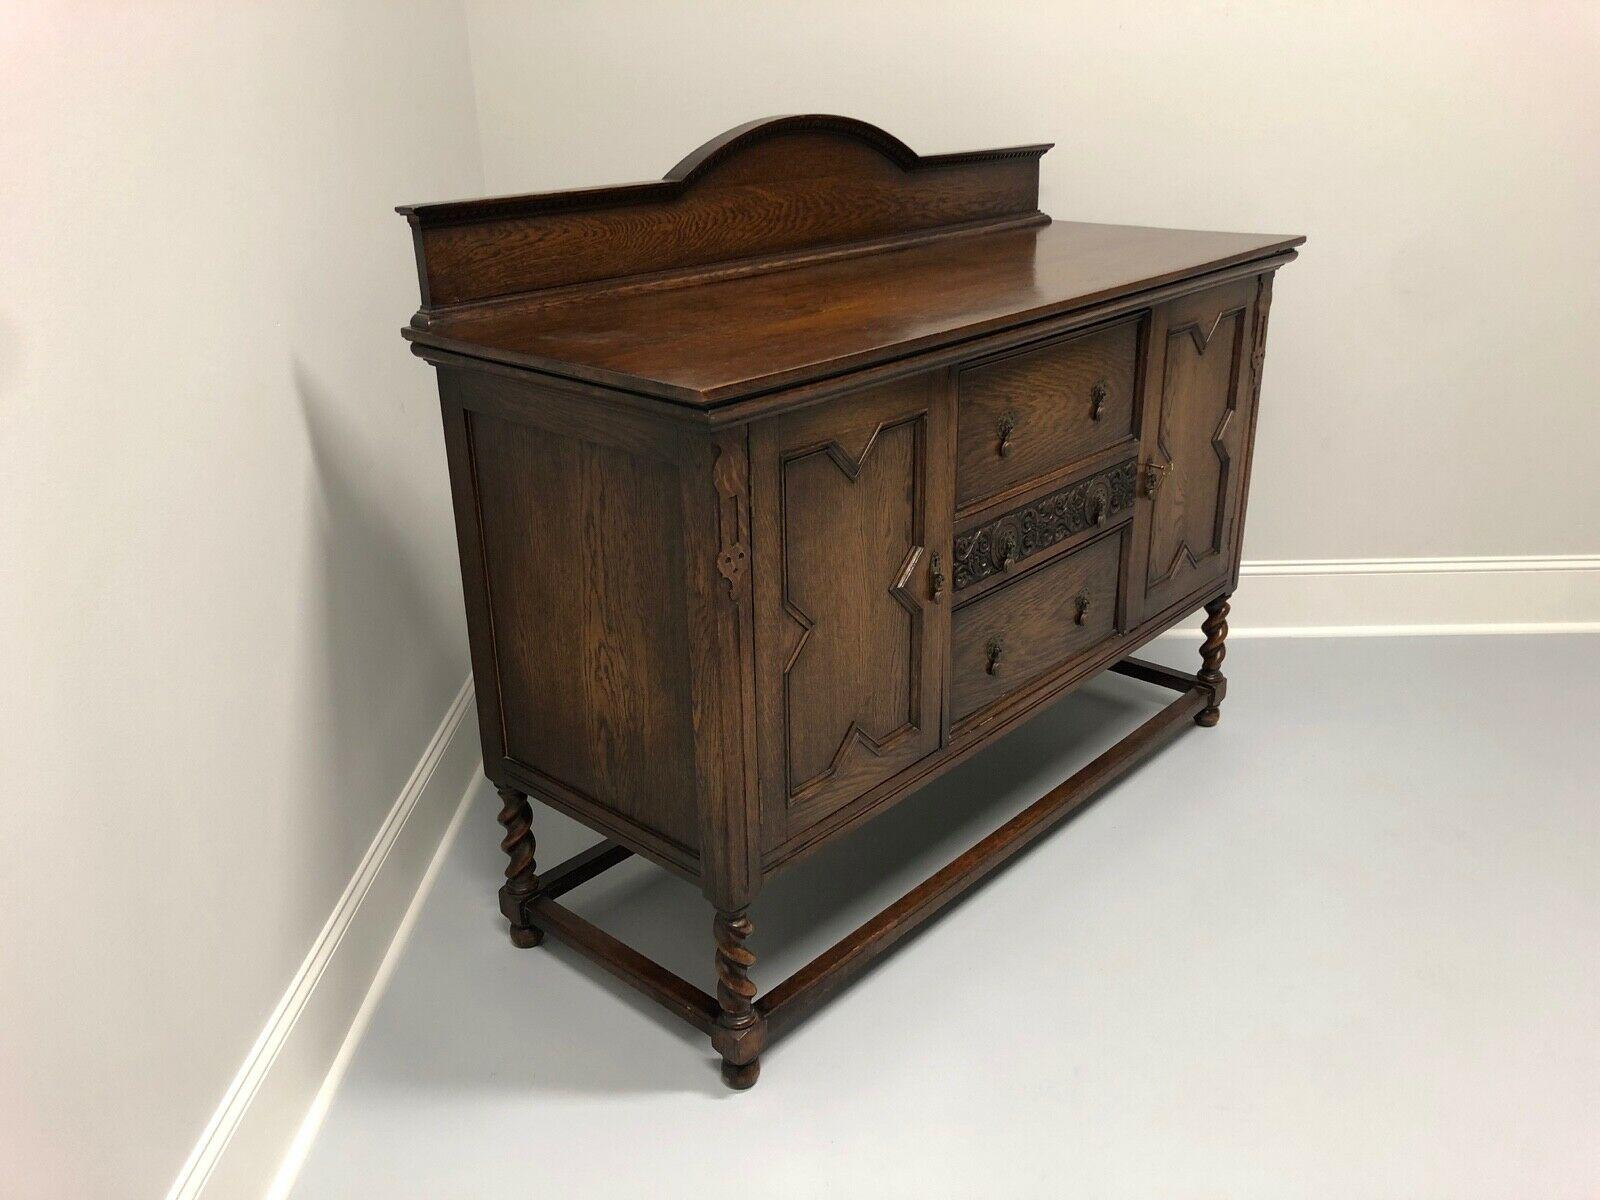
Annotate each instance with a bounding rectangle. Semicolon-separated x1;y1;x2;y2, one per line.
950;530;1122;723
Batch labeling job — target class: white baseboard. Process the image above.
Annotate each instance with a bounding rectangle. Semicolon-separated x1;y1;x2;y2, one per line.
162;558;1594;1195
265;761;482;1200
1163;555;1600;636
165;678;481;1200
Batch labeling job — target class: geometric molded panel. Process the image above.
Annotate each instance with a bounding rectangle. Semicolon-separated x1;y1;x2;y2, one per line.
780;418;926;800
1143;297;1248;614
750;372;950;851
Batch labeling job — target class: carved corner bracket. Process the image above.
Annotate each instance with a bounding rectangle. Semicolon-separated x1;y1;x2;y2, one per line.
712;436;751;597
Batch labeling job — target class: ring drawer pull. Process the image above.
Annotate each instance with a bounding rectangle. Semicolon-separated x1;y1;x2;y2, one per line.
928;552;945;601
997;530;1019;569
996;413;1016;457
1074;595;1090;625
984;636;1004;675
1089;495;1108;526
1089;380;1108;421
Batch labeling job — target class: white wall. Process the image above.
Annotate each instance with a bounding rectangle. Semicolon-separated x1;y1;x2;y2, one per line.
0;4;482;1196
462;0;1600;568
4;3;1598;1196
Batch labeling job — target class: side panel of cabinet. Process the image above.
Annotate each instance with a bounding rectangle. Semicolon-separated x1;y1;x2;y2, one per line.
436;365;706;880
749;374;953;851
1129;276;1268;622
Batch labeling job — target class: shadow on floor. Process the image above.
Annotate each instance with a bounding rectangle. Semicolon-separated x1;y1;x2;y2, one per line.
412;674;1176;1095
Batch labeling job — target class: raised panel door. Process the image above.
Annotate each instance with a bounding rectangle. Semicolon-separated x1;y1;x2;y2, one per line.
1133;278;1264;620
749;374;952;849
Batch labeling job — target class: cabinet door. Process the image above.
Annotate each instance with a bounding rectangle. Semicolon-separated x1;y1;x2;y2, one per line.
750;373;952;849
1132;277;1267;622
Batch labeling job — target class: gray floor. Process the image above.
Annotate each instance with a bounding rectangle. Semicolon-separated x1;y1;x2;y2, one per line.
294;635;1600;1199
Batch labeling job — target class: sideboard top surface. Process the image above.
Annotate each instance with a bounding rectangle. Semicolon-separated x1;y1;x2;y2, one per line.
399;116;1302;409
406;219;1300;407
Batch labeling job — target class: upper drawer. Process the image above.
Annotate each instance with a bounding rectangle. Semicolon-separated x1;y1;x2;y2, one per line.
955;317;1140;510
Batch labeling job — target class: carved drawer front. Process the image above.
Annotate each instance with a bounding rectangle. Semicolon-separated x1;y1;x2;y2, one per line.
952;458;1137;599
950;530;1123;724
955;317;1140;511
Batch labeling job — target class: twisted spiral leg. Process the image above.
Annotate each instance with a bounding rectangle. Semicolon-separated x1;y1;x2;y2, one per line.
713;908;761;1088
496;786;543;947
1195;594;1231;727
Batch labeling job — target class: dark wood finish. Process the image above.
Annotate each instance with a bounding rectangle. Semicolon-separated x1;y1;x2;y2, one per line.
537;840;633;900
1131;279;1262;623
1227;274;1275;592
464;395;702;863
748;373;952;848
1108;655;1200;693
712;909;763;1088
1195;594;1232;726
400;115;1048;312
955;317;1140;511
495;786;542;948
402;118;1298;1088
950;529;1124;723
952;455;1137;597
406;220;1301;407
525;895;720;1035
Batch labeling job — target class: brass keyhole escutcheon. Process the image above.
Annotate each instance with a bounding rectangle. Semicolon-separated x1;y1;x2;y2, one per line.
1089;380;1108;421
1074;594;1090;625
928;551;945;601
996;413;1016;457
985;636;1004;675
1141;461;1168;498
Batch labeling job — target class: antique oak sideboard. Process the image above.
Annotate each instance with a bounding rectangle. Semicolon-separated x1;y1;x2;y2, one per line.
398;116;1301;1089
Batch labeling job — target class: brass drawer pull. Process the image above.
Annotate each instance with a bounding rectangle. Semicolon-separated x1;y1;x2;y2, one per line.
928;552;945;601
1074;594;1090;625
984;636;1004;675
996;413;1016;457
997;530;1019;569
1089;494;1108;526
1089;380;1108;421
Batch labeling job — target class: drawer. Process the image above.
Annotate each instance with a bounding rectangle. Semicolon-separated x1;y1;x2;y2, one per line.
955;318;1140;511
950;530;1122;723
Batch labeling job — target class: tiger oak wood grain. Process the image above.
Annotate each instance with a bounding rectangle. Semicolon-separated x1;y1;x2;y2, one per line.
1131;278;1260;622
407;219;1300;405
403;116;1297;1089
748;372;952;849
950;529;1125;723
955;316;1141;511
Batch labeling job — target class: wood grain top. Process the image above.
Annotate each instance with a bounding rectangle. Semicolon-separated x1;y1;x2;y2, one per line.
404;219;1302;407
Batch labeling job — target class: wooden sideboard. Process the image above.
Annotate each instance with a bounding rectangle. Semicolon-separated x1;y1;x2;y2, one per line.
398;116;1301;1089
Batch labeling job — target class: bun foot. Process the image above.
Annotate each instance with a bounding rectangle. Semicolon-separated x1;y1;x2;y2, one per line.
721;1057;760;1090
509;923;544;948
1194;706;1221;727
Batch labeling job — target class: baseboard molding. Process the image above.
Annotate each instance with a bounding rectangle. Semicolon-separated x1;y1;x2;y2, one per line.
265;765;482;1199
163;558;1594;1194
1162;555;1600;636
165;678;481;1200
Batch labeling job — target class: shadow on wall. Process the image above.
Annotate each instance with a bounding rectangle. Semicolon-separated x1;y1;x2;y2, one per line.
288;361;460;929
